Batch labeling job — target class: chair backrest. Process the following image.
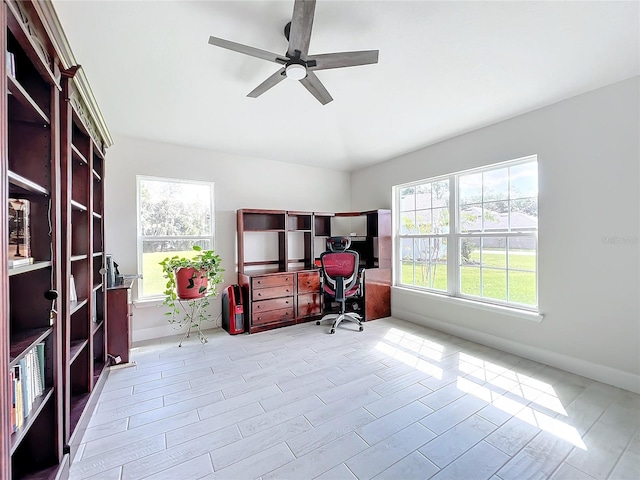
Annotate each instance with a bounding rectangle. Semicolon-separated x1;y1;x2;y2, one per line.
320;250;360;301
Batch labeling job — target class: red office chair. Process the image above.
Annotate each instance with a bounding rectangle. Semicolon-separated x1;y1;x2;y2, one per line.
316;237;364;334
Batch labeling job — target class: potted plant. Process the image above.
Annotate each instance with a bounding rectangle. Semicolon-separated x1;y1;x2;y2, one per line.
159;246;224;345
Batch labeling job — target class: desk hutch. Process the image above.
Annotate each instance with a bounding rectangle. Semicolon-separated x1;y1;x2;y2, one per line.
237;209;391;334
0;1;112;478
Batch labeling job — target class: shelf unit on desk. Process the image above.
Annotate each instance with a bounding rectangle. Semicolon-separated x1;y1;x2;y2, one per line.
237;209;322;334
237;209;391;334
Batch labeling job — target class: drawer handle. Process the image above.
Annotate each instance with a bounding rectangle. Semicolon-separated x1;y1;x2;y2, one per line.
257;281;261;284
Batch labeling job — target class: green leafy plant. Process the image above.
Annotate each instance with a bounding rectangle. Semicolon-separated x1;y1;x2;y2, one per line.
159;246;224;344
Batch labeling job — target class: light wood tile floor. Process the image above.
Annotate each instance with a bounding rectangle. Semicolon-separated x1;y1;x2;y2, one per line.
69;317;640;480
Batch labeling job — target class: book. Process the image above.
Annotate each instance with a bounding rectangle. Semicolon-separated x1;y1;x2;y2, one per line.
19;357;29;419
69;275;78;302
8;198;31;266
35;343;45;392
10;369;16;432
8;257;34;268
13;365;23;430
6;51;15;77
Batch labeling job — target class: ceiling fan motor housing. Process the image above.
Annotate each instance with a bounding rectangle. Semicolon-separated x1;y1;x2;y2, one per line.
285;63;307;80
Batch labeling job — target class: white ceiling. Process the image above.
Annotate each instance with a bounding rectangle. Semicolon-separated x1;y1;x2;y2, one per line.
53;0;639;172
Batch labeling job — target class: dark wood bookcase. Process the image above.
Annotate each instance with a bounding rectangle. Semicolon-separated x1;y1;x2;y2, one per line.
0;1;112;478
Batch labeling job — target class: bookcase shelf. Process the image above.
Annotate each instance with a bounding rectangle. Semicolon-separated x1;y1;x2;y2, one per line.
9;387;54;454
7;75;50;124
1;2;113;478
7;261;52;276
70;144;87;165
8;171;49;196
9;328;52;366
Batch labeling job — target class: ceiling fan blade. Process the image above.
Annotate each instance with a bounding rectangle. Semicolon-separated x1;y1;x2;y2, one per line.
247;68;286;98
308;50;379;71
300;71;333;105
288;0;316;58
208;36;285;64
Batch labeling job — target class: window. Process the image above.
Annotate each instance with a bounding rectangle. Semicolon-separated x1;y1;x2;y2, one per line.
137;176;214;300
395;156;538;311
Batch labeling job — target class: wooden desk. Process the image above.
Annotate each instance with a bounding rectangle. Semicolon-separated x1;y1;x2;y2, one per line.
106;279;133;363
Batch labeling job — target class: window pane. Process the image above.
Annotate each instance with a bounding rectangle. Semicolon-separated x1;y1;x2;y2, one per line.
400;211;416;234
401;238;414;261
510;198;538;231
401;261;415;286
140;179;212;236
432;207;449;234
461;237;479;265
430;238;447;291
461;266;480;296
432;180;449;207
140;239;212;297
482;268;507;301
483;202;507;231
508;271;537;305
415;184;432;209
416;210;432;234
460;205;482;233
510;162;538;199
459;173;482;206
415;238;429;262
481;238;506;267
399;188;415;211
483;168;509;201
508;238;536;272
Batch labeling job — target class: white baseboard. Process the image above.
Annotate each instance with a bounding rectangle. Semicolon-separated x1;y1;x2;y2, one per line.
132;324;221;343
393;307;640;395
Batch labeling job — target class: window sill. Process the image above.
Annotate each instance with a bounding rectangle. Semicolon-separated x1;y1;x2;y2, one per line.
132;297;164;309
392;286;544;323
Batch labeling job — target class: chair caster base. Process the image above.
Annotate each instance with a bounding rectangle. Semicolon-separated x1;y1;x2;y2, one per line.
359;326;364;332
316;321;320;325
330;329;335;334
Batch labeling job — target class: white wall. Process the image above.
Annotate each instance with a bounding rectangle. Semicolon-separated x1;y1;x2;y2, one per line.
104;136;351;341
351;77;640;393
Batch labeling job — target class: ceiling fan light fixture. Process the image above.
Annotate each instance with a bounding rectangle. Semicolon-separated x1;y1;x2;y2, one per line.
285;63;307;80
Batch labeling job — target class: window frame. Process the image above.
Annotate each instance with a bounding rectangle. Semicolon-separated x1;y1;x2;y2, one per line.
394;155;538;313
136;175;215;301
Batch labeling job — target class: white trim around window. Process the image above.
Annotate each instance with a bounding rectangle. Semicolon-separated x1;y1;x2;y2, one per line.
393;155;539;314
136;175;215;301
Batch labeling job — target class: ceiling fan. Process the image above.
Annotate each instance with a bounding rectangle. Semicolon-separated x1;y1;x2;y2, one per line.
208;0;379;105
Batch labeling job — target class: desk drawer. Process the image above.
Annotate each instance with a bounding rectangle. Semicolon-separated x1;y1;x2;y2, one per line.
297;293;321;318
252;274;294;289
297;271;320;294
253;297;293;313
253;285;293;300
252;307;294;326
